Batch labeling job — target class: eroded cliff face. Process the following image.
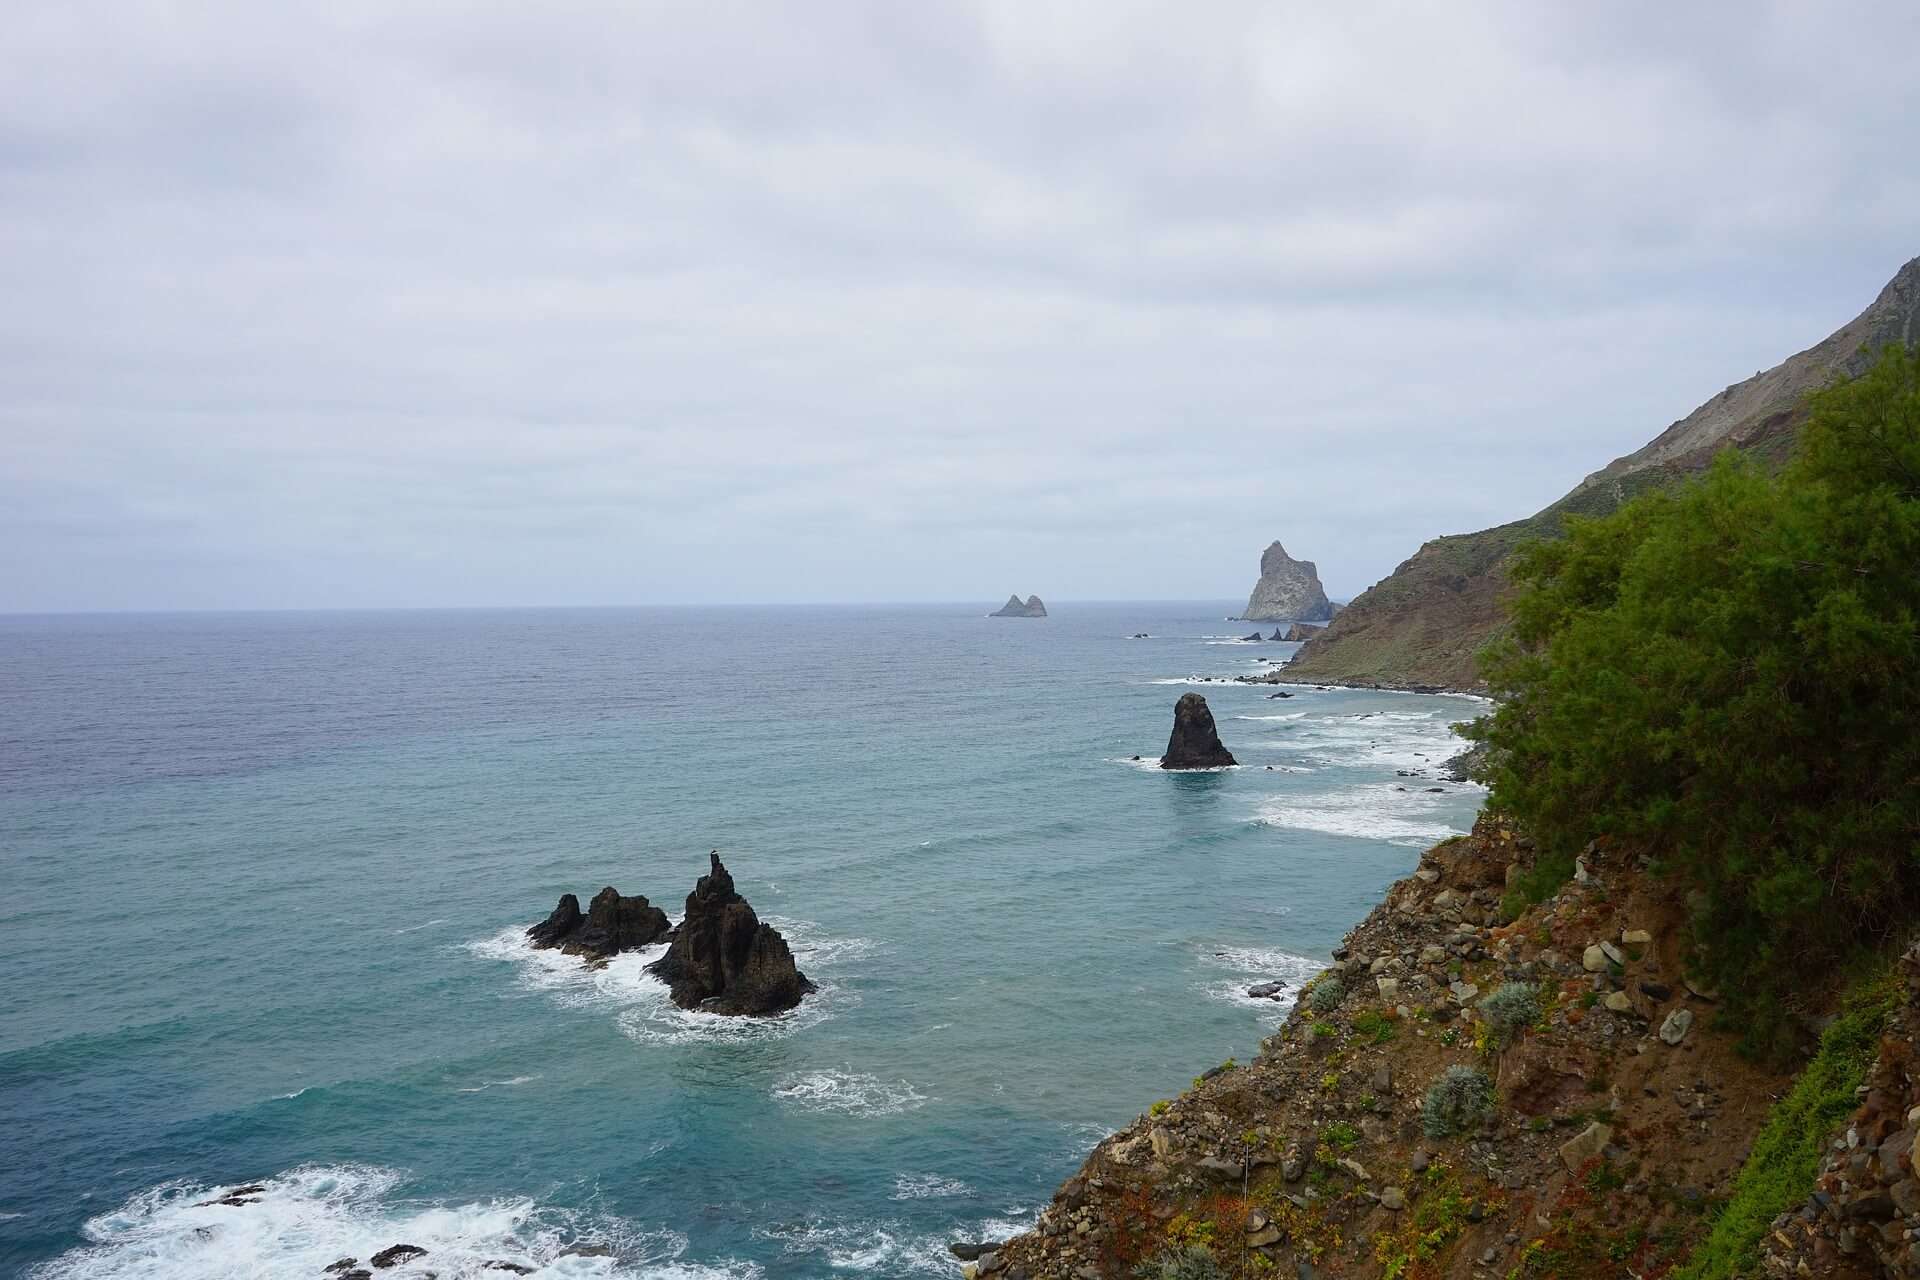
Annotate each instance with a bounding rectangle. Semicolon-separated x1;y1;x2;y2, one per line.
1284;255;1920;693
980;814;1808;1280
1239;542;1334;623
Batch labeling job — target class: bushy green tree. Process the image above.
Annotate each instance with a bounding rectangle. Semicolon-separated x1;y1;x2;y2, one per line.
1468;346;1920;1057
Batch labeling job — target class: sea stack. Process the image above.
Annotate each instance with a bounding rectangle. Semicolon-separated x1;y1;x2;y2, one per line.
527;887;672;964
1238;542;1334;622
1283;622;1326;642
1160;693;1237;769
646;853;815;1016
990;594;1048;618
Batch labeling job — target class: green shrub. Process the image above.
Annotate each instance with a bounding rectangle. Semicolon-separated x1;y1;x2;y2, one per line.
1421;1065;1494;1138
1133;1242;1227;1280
1466;346;1920;1055
1479;982;1539;1047
1351;1008;1397;1044
1673;965;1899;1278
1310;976;1347;1013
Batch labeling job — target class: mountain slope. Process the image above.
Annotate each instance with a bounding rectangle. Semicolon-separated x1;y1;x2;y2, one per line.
1283;256;1920;692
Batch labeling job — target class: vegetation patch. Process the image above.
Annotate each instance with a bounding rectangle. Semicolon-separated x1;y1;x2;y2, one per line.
1672;964;1900;1280
1421;1065;1494;1138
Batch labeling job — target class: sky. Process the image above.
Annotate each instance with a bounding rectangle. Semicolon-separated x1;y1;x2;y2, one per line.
3;2;1918;612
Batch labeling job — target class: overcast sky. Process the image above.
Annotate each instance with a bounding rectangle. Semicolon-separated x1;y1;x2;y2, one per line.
3;2;1917;611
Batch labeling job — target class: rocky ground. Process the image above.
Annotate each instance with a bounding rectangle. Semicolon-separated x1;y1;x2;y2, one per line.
978;813;1805;1279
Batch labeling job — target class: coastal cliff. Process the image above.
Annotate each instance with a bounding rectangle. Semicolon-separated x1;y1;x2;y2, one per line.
1284;255;1920;693
981;811;1913;1280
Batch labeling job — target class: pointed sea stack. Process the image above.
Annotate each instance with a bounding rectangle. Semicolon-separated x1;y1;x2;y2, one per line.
990;594;1048;618
527;887;671;963
646;853;815;1016
1160;693;1237;769
1282;622;1325;642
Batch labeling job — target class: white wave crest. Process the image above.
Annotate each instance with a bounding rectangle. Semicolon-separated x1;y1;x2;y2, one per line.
889;1173;970;1201
24;1163;718;1280
1197;944;1324;1020
1253;785;1472;846
771;1071;928;1117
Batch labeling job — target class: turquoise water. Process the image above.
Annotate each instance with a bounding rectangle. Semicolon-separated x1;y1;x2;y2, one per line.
0;604;1485;1279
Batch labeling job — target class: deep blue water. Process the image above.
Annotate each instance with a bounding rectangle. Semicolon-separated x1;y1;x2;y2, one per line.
0;604;1485;1279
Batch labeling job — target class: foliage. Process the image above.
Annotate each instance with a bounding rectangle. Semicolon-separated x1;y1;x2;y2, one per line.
1467;346;1920;1055
1310;976;1347;1013
1150;1099;1171;1116
1480;982;1540;1048
1420;1065;1494;1138
1351;1008;1397;1044
1673;963;1899;1279
1132;1242;1227;1280
1321;1121;1360;1151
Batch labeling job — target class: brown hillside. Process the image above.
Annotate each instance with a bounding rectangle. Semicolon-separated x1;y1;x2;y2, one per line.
1284;256;1920;693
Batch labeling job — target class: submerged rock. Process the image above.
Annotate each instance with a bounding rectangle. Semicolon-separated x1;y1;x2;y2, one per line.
527;886;671;963
990;594;1048;618
646;853;815;1016
1160;693;1237;770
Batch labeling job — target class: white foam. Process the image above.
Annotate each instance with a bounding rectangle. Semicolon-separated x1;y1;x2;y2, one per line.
1253;784;1472;846
1197;944;1324;1021
1232;712;1308;721
889;1174;970;1201
455;1075;542;1094
395;918;449;935
25;1163;710;1280
466;922;862;1047
757;1211;1028;1277
771;1071;928;1117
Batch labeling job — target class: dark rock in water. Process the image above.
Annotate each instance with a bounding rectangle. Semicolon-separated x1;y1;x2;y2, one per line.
527;887;671;963
1247;981;1287;999
323;1260;360;1275
370;1244;427;1268
1267;691;1293;699
482;1264;535;1275
990;594;1048;618
646;853;815;1016
1160;693;1236;769
950;1241;1006;1261
1130;632;1149;639
198;1184;266;1208
1241;631;1264;642
1268;628;1287;641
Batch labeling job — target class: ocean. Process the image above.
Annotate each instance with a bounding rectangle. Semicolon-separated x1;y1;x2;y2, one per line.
0;604;1486;1279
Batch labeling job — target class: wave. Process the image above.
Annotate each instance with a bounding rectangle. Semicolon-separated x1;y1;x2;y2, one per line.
889;1173;970;1201
455;1075;542;1094
755;1205;1036;1277
1232;712;1308;721
24;1163;724;1280
1252;785;1472;846
395;918;449;935
770;1071;928;1117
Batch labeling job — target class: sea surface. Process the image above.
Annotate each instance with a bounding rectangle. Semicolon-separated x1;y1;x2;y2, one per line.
0;604;1486;1279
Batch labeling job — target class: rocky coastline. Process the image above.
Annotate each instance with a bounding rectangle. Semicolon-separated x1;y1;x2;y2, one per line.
973;811;1894;1280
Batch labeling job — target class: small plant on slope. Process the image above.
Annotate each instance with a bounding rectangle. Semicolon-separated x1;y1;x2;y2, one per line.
1422;1065;1494;1138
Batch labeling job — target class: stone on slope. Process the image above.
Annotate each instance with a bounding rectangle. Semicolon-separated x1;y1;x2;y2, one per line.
1159;693;1237;769
646;853;815;1015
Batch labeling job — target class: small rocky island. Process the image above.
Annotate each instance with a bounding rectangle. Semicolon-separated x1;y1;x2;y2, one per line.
1237;541;1334;623
527;887;671;962
1160;693;1237;769
990;594;1048;617
646;853;815;1016
526;855;812;1016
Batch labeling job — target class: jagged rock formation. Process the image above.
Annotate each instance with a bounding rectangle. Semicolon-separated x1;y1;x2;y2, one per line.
527;887;671;963
1160;693;1236;769
991;594;1048;618
646;853;814;1016
1287;255;1920;692
985;813;1807;1280
1237;542;1334;622
1281;623;1324;642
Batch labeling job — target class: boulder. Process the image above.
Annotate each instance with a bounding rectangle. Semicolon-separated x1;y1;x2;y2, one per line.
527;887;671;962
1559;1122;1612;1172
1159;694;1237;769
370;1245;427;1269
1659;1008;1694;1045
646;853;815;1015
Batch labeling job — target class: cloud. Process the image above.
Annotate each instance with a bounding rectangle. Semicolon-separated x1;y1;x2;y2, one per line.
1;0;1917;609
